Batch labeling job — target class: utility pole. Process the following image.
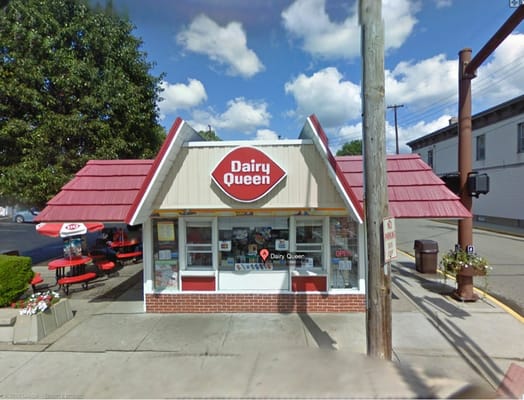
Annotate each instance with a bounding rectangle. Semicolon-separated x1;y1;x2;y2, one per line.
456;5;524;300
360;0;391;360
387;104;404;154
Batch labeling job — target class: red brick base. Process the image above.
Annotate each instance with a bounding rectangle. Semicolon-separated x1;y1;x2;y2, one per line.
145;293;366;313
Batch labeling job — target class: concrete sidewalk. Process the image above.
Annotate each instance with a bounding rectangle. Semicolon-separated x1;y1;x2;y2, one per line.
0;253;522;398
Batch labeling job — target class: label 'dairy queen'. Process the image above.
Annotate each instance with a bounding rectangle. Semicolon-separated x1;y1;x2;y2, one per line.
211;146;287;202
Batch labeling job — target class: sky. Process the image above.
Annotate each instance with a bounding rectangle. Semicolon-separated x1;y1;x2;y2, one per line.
103;0;524;154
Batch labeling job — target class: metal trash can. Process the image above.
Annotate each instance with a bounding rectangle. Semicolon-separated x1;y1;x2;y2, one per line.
413;240;438;273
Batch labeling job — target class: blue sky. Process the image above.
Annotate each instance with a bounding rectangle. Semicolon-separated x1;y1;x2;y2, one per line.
105;0;524;153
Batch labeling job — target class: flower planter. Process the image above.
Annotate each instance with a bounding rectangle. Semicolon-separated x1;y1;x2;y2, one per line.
458;265;487;277
13;299;73;344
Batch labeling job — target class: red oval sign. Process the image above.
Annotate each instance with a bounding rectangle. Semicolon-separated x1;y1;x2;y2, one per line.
211;146;287;202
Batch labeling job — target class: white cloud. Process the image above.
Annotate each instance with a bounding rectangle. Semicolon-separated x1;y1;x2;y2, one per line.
158;79;207;119
176;14;265;78
434;0;452;8
190;97;271;135
385;54;457;109
281;0;419;59
401;115;453;143
255;129;280;140
284;67;361;127
475;33;524;107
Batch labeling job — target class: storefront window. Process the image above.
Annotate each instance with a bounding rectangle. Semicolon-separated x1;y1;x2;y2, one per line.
152;219;179;290
295;218;324;270
186;223;213;269
218;216;289;271
329;216;359;289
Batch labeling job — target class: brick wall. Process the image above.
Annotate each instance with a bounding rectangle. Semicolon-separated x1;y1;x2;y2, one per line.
145;293;366;313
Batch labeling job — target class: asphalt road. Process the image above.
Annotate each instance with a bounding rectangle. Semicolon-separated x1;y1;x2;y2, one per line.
396;218;524;318
0;220;64;263
0;220;103;264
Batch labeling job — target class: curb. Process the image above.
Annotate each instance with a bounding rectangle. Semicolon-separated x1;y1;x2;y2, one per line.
399;250;524;324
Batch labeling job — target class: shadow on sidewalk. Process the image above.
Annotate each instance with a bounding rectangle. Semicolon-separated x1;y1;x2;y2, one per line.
89;269;143;303
392;264;502;396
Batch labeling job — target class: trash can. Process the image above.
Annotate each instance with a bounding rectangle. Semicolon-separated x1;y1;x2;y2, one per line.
413;240;438;273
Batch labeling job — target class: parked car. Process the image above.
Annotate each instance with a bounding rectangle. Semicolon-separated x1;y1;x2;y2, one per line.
13;208;39;223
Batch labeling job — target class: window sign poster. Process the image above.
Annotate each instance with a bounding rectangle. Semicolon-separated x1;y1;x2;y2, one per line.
275;239;289;251
158;222;175;242
155;261;178;290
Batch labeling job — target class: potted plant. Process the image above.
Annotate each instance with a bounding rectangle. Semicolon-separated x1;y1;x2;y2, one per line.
440;246;492;301
440;247;491;277
11;290;73;343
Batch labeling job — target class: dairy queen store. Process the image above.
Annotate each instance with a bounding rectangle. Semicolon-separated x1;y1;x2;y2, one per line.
36;115;470;313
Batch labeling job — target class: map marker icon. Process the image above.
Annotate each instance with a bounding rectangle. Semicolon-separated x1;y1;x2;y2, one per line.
259;248;269;262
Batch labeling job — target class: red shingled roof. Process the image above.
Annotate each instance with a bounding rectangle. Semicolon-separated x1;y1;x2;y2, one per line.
336;154;471;218
35;159;153;222
36;124;470;223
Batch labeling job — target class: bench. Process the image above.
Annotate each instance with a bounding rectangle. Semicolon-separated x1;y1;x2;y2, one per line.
95;260;117;275
116;251;142;264
57;272;97;295
30;272;44;293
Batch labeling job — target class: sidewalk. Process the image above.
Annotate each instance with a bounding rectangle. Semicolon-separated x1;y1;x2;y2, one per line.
0;253;522;398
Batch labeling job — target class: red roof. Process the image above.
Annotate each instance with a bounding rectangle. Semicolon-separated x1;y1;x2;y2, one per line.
35;159;153;222
36;120;471;223
337;154;471;218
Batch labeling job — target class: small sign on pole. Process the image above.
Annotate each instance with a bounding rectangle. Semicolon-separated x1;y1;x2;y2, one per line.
383;217;397;262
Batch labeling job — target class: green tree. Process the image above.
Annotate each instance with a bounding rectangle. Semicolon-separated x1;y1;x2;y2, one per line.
336;140;363;156
0;0;165;206
198;129;221;141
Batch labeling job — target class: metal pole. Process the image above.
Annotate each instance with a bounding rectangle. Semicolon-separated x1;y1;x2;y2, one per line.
360;0;391;360
458;49;473;250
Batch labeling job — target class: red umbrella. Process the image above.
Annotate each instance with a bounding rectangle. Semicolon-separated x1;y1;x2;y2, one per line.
36;222;104;238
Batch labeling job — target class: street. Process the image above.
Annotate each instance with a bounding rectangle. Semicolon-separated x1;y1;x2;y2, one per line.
396;218;524;317
0;220;99;264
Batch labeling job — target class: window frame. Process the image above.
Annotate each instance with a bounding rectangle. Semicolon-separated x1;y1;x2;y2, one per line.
518;122;524;153
180;217;217;270
291;216;327;271
476;134;486;161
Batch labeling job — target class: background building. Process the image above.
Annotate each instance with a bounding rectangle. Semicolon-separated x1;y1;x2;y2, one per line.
407;95;524;229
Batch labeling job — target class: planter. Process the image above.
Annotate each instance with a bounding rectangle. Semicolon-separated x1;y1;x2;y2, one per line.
13;299;73;344
458;265;487;277
443;263;487;277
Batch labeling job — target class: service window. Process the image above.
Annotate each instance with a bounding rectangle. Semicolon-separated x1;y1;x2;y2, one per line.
186;222;213;269
295;218;324;270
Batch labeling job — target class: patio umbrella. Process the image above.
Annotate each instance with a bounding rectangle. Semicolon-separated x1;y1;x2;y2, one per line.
36;222;105;238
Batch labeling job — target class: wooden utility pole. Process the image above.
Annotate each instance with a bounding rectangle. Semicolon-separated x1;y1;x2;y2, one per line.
387;104;404;154
359;0;391;360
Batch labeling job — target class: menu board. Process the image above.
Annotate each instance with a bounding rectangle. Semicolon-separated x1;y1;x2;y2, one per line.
157;222;175;242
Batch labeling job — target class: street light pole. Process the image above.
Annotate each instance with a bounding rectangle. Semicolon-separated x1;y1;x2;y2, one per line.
455;5;524;301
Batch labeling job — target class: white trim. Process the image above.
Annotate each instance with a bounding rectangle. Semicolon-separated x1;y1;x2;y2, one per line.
187;139;312;148
129;120;194;225
304;117;364;224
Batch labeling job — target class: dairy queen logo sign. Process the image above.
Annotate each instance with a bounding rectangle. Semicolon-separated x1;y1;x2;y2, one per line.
211;146;287;202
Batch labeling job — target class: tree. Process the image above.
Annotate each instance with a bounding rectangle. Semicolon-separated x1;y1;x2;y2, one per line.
0;0;165;206
336;140;363;156
198;129;221;141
